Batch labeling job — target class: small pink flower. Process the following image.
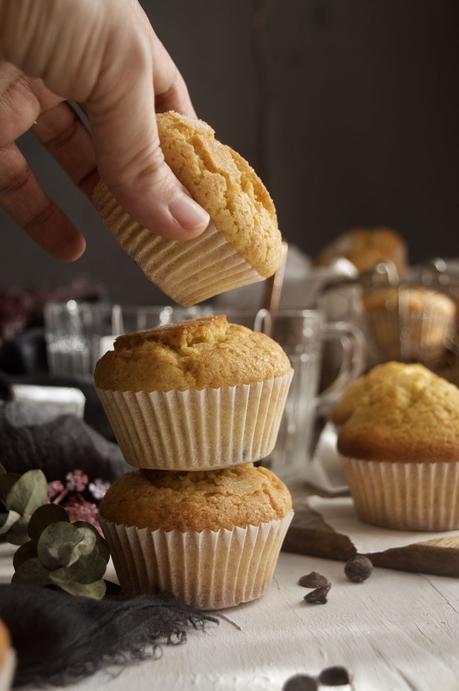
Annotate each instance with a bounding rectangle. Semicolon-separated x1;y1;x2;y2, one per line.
65;497;100;530
48;480;65;501
65;469;89;492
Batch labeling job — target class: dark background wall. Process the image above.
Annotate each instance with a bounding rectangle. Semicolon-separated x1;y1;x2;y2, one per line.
1;0;458;304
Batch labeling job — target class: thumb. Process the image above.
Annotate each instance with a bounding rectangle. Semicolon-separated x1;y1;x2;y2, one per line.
86;43;209;242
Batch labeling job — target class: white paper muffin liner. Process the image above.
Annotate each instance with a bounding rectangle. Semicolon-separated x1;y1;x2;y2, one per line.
0;650;15;691
341;456;459;530
97;372;293;471
100;512;293;609
93;181;265;306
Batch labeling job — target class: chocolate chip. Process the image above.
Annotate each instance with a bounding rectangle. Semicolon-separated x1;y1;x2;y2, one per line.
319;665;351;686
304;585;330;604
283;674;318;691
298;571;330;589
344;555;373;583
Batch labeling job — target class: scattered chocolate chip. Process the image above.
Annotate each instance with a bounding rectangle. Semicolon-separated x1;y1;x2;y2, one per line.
344;555;373;583
319;665;351;686
304;585;330;604
298;571;330;589
283;673;318;691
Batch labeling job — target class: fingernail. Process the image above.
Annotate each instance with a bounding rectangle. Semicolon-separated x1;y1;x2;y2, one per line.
169;194;210;232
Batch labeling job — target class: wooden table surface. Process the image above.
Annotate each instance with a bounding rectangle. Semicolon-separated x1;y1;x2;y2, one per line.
2;547;458;691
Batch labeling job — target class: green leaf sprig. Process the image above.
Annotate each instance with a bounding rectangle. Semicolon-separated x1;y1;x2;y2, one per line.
13;504;109;599
0;465;48;544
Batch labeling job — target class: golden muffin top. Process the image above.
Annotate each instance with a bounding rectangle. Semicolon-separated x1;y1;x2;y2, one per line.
315;227;406;276
156;111;281;277
99;464;292;532
94;315;292;392
331;361;413;426
363;286;456;317
337;362;459;462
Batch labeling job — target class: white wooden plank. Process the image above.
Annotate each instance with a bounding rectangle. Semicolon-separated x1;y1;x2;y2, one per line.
2;546;458;690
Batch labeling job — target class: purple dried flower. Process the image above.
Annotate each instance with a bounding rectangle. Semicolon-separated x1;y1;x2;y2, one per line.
65;469;89;492
48;480;65;501
89;479;110;501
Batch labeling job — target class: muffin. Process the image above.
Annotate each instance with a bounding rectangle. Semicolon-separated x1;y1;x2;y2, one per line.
337;363;459;530
0;620;15;691
92;111;282;306
330;361;430;426
316;227;407;277
99;465;293;609
363;286;456;364
95;315;293;471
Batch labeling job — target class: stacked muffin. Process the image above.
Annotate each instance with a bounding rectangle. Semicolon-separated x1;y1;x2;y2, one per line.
95;316;294;609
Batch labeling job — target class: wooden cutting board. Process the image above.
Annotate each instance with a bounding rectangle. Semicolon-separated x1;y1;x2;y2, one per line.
283;505;459;577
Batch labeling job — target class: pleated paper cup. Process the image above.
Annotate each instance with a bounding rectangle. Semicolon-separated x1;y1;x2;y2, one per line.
96;372;293;471
93;181;265;306
341;456;459;530
100;512;293;609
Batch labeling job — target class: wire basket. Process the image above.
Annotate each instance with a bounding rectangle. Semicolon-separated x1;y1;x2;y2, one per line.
318;260;457;368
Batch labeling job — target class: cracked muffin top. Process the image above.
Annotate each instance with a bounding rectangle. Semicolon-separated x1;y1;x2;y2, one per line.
156;111;281;277
337;362;459;462
94;315;292;391
99;464;292;532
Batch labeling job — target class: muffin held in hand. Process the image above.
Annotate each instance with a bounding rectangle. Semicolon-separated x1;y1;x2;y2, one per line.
99;464;293;609
364;286;456;365
92;111;282;306
95;315;293;471
316;226;407;277
337;362;459;530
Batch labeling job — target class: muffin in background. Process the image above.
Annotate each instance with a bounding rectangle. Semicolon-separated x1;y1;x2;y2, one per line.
363;286;456;365
93;111;282;306
337;363;459;530
99;464;293;609
0;619;15;691
315;227;407;277
95;315;293;471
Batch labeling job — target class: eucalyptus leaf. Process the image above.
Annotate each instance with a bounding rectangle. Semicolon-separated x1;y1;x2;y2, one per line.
13;540;36;570
0;509;20;535
52;578;106;599
12;557;51;586
5;470;48;515
7;516;31;545
49;551;107;585
73;522;110;563
28;503;69;543
0;465;6;475
0;473;20;502
37;522;97;570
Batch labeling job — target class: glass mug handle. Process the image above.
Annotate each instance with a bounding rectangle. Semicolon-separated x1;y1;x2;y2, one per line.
316;321;366;413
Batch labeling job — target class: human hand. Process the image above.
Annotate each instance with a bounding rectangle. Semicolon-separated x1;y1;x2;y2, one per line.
0;0;210;261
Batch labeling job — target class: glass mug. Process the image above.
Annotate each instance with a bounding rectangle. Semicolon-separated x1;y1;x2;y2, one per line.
265;310;365;480
44;303;365;480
